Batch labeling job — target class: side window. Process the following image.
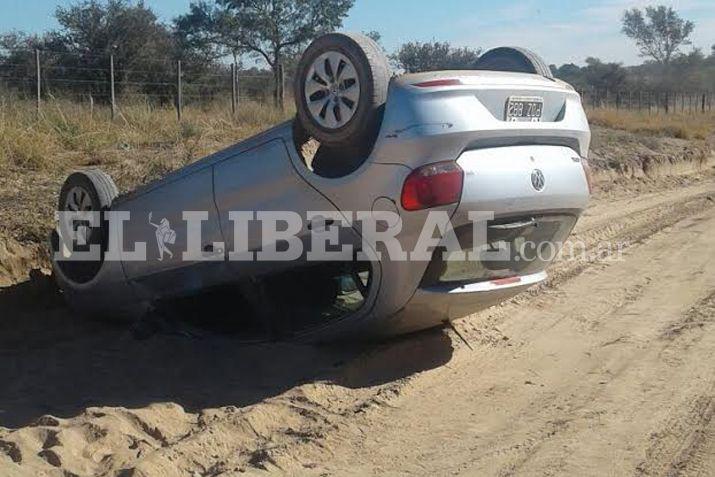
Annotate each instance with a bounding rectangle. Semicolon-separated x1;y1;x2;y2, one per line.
292;120;367;178
212;137;375;336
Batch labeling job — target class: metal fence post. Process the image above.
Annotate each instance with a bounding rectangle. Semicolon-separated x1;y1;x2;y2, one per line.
35;49;41;118
176;60;183;122
110;54;116;121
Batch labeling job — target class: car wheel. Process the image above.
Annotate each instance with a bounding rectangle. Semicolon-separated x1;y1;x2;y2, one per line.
473;47;553;79
294;32;390;148
55;169;118;283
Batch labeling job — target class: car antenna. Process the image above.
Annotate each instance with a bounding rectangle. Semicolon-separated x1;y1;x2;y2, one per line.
446;320;474;351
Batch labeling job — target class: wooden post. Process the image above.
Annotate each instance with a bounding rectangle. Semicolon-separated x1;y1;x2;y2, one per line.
273;66;278;108
274;63;285;110
702;93;706;114
280;63;285;109
657;92;661;114
176;60;183;122
110;54;116;121
664;91;669;114
231;63;238;116
35;49;41;118
236;65;241;112
89;93;94;119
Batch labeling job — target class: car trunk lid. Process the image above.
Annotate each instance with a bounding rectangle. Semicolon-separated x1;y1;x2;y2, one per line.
370;70;590;169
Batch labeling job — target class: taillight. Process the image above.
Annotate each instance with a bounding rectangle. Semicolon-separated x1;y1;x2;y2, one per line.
401;161;464;211
413;78;463;88
580;158;593;194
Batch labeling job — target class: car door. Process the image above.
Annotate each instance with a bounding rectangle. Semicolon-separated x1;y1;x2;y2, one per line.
213;138;360;278
117;166;227;299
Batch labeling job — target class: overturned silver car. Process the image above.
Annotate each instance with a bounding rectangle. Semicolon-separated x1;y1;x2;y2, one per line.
51;34;591;341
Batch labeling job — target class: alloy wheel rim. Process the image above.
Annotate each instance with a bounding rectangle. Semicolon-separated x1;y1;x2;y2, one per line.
65;186;93;212
64;186;94;245
304;51;361;129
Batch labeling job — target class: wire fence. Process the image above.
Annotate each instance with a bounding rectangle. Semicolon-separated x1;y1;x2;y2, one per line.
0;47;291;120
2;47;713;121
578;88;713;114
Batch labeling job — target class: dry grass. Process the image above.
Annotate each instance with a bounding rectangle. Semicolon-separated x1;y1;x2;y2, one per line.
587;108;715;140
0;97;290;243
0;97;291;172
1;99;710;173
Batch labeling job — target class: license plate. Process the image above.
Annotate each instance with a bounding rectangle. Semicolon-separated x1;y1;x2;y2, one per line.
505;96;543;122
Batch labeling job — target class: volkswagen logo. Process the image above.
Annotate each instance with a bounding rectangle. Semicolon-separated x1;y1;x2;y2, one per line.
531;169;545;191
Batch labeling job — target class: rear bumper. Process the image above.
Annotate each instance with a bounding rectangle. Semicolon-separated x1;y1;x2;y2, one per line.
381;271;546;335
374;144;588;335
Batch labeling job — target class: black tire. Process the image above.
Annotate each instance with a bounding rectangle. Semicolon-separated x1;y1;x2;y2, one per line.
55;169;118;283
474;47;553;79
294;32;390;148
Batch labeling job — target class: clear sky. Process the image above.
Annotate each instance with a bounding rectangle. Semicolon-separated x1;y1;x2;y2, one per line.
2;0;714;66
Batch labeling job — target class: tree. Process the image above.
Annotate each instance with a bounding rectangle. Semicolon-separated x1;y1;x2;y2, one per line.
393;41;481;73
550;58;629;91
551;63;585;88
53;0;177;98
622;5;694;65
56;0;174;65
176;0;354;78
174;1;245;65
582;57;628;91
0;1;178;100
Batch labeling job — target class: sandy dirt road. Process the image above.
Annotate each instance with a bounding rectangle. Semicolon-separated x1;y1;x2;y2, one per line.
0;170;714;476
310;188;715;476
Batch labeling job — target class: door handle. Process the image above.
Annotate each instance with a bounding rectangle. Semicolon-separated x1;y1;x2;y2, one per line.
202;243;224;255
307;218;335;231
